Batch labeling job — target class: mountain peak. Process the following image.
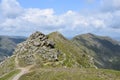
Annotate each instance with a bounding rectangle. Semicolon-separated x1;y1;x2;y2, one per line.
86;33;94;35
48;31;67;41
29;31;46;40
73;33;95;40
81;33;95;37
72;32;120;70
14;31;62;67
49;31;62;36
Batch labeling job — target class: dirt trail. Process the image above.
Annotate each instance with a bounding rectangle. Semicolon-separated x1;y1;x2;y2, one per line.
12;66;33;80
12;55;34;80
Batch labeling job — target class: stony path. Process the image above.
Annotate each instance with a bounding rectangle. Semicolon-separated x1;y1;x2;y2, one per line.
12;55;34;80
12;66;33;80
12;68;28;80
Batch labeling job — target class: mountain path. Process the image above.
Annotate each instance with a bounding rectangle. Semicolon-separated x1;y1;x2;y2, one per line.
12;55;34;80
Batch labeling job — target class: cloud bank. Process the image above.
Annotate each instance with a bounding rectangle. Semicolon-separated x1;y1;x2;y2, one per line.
0;0;120;38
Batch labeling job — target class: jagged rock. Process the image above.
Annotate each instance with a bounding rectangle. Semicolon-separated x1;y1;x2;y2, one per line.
14;31;60;67
28;31;46;40
46;40;55;48
33;41;41;46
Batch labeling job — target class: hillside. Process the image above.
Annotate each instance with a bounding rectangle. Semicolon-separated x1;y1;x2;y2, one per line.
19;68;120;80
72;33;120;70
13;31;95;68
0;36;26;62
0;31;120;80
0;31;95;79
48;31;95;68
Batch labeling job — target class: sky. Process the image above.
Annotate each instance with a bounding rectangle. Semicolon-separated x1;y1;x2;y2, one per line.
0;0;120;39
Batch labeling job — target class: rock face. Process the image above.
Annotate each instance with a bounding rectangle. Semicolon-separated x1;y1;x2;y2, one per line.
14;31;60;67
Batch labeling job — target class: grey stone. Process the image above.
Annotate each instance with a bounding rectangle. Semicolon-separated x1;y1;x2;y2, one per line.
14;31;60;66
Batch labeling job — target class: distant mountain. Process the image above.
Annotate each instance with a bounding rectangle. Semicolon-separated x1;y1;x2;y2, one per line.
48;32;95;68
72;33;120;70
0;36;26;62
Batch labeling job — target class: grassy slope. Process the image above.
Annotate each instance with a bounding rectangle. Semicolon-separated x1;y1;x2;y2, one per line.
0;69;20;80
48;32;95;68
72;33;120;70
0;56;16;76
19;68;120;80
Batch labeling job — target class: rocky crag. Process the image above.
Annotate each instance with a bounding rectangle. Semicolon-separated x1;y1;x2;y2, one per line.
14;31;95;68
14;31;61;67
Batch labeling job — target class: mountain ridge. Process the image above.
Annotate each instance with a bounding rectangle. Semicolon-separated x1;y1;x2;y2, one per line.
0;31;120;80
72;33;120;70
0;31;95;77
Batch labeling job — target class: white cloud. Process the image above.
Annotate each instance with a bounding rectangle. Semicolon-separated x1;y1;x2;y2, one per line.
101;0;120;12
0;0;23;18
0;0;120;38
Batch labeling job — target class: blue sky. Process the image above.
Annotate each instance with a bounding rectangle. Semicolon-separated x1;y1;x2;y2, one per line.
18;0;100;14
0;0;120;39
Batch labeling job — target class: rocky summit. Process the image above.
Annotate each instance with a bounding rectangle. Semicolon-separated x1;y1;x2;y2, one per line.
14;31;61;67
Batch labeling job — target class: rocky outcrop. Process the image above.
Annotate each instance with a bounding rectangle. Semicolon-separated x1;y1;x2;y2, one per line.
14;31;60;67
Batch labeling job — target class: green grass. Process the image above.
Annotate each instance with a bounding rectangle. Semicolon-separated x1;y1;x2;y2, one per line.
0;69;20;80
0;56;16;76
72;33;120;70
48;32;95;68
19;68;120;80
